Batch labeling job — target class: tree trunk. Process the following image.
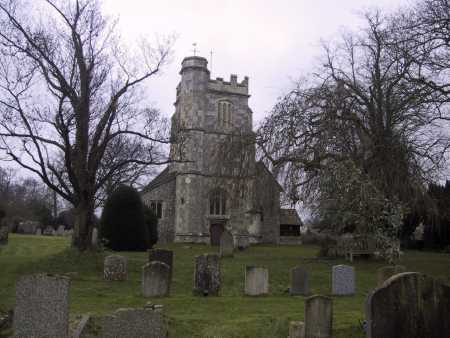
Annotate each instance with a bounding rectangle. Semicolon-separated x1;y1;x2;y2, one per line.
72;198;94;251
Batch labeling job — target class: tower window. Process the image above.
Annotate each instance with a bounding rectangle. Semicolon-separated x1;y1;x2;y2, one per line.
209;188;227;215
218;100;233;127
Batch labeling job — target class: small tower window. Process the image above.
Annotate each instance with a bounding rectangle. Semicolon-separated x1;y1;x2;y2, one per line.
218;100;233;127
150;201;163;219
209;188;227;215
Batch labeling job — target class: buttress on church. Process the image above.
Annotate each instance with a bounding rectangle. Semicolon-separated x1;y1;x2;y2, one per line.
142;56;302;245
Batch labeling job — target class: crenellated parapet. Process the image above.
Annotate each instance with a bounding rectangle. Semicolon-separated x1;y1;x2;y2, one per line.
208;75;249;97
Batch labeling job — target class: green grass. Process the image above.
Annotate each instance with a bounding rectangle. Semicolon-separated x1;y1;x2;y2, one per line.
1;234;449;337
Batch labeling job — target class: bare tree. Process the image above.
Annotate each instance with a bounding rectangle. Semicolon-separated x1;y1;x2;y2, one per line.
257;9;450;234
0;0;174;250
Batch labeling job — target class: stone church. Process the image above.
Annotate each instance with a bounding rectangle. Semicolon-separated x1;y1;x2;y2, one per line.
142;56;301;245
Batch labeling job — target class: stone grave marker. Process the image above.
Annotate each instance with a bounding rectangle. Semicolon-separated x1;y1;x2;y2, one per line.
376;265;406;286
193;253;220;296
290;266;309;296
219;230;234;257
289;321;305;338
142;261;171;297
35;228;42;236
366;272;450;338
91;227;98;247
56;225;65;236
82;306;168;338
104;255;127;281
14;273;70;338
245;266;269;296
149;249;173;277
0;226;8;245
332;264;355;295
304;295;332;338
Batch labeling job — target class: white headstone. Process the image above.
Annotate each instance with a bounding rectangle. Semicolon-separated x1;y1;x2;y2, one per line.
332;265;355;295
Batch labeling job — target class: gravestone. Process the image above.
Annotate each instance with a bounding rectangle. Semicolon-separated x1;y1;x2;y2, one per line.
104;255;127;281
35;228;42;236
43;226;54;236
91;227;98;247
376;265;406;286
193;254;220;296
18;220;40;234
290;266;309;295
289;321;305;338
56;225;65;236
304;295;332;338
0;226;8;245
149;249;173;277
332;264;355;295
14;273;70;338
85;307;168;338
142;261;171;297
236;230;250;250
219;230;234;257
366;272;450;338
245;266;269;296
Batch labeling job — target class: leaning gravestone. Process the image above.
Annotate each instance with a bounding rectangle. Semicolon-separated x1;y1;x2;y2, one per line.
366;272;450;338
149;249;173;277
142;261;171;297
376;265;406;286
290;266;309;296
304;295;332;338
104;255;127;281
219;230;234;257
245;266;269;296
0;226;8;245
193;254;221;296
84;306;168;338
14;273;70;338
332;264;355;295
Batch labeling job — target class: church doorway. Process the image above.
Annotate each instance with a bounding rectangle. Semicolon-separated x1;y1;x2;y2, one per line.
210;223;224;246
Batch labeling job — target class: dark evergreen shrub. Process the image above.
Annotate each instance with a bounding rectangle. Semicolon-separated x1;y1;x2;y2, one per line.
143;205;159;249
100;185;148;251
0;206;6;224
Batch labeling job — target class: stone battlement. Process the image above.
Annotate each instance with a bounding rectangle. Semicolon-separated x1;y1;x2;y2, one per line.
208;75;249;96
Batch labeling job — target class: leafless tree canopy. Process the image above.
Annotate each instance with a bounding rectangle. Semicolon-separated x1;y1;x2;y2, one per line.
257;3;450;232
0;0;174;249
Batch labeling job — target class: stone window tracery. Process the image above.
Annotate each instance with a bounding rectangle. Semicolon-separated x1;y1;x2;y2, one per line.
218;100;233;127
209;188;227;215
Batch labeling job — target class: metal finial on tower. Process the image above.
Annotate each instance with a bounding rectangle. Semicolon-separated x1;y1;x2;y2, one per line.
192;43;198;56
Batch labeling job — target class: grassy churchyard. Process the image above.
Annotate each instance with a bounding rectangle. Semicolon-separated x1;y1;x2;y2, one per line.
1;234;450;337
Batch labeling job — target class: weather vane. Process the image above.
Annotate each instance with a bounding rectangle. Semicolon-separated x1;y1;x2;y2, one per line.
192;43;198;56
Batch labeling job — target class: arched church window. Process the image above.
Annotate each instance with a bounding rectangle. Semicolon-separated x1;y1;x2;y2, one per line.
209;188;227;215
218;100;233;127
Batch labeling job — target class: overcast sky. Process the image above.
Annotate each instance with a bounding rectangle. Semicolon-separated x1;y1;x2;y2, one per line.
103;0;411;123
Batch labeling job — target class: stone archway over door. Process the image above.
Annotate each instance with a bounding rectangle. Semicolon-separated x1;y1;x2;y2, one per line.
210;224;224;246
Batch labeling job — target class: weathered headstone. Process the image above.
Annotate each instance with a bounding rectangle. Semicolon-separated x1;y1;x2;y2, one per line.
289;321;305;338
366;272;450;338
83;307;168;338
376;265;406;286
43;226;54;236
290;266;309;296
104;255;127;281
193;254;220;296
149;249;173;276
236;230;250;250
35;228;42;236
219;230;234;257
304;295;332;338
56;225;65;236
14;273;70;338
18;220;40;234
91;227;98;247
332;264;355;295
142;262;171;297
245;266;269;296
0;226;8;245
